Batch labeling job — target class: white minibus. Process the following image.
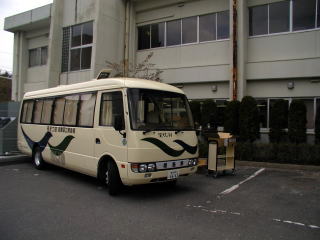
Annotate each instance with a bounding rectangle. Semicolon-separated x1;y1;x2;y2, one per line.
18;78;198;195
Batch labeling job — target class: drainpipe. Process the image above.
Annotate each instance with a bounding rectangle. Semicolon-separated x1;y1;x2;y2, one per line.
232;0;238;101
124;0;130;77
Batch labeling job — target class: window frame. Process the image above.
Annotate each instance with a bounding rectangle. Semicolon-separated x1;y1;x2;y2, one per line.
99;90;125;128
137;10;230;51
28;46;48;68
19;91;97;128
62;21;93;73
249;0;320;38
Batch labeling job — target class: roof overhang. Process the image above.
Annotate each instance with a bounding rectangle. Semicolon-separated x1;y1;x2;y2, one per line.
4;4;52;33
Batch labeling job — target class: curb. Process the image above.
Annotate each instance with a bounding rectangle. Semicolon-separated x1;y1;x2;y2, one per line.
198;158;320;171
236;160;320;171
0;155;30;166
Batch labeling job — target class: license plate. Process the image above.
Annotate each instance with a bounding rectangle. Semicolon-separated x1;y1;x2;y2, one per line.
167;169;179;180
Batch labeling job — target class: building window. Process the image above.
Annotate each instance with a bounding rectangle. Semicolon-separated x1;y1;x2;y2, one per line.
151;23;165;48
299;99;315;129
29;47;48;67
137;11;230;50
138;25;150;50
256;99;268;128
166;19;181;46
318;0;320;27
215;100;228;128
199;13;216;42
182;17;197;44
217;11;230;39
293;0;317;31
249;4;269;36
269;1;290;34
61;21;93;72
249;0;319;37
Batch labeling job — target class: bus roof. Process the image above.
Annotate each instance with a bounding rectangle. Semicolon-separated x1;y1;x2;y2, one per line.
23;78;184;99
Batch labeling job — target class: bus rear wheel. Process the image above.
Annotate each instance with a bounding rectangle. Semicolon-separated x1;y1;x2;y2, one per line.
106;161;122;196
33;147;46;170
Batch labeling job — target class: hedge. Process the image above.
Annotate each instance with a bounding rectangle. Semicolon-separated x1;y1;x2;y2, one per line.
288;100;307;143
198;141;320;166
236;143;320;165
239;96;260;142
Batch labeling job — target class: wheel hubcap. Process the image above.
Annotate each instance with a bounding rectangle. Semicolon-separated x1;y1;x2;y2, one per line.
105;170;109;185
35;152;41;166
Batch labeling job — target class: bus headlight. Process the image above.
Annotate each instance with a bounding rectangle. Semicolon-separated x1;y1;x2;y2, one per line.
188;158;198;166
147;163;156;172
139;164;147;173
131;163;157;173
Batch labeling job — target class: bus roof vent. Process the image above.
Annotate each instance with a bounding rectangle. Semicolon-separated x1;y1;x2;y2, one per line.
97;69;112;80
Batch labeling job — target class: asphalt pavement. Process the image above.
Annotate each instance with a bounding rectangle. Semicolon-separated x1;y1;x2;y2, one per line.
0;157;319;240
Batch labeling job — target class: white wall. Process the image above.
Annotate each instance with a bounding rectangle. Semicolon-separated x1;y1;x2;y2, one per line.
182;82;229;100
62;0;96;27
247;79;320;98
93;0;125;77
25;28;49;92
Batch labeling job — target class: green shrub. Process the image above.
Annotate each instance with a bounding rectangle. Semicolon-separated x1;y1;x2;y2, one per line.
201;99;217;129
315;105;320;144
224;100;240;136
288;100;307;143
189;100;201;127
236;143;320;165
239;96;260;142
269;99;288;143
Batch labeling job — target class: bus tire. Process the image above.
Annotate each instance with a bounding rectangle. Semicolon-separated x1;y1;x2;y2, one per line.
107;161;122;196
33;146;46;170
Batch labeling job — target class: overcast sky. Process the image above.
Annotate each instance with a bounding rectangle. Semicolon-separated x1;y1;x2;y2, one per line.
0;0;53;73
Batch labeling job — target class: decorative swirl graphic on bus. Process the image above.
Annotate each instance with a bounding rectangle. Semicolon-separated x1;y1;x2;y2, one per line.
48;136;75;156
141;137;197;157
21;127;74;156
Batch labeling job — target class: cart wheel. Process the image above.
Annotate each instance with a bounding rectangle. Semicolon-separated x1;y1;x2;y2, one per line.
213;171;219;178
231;169;236;175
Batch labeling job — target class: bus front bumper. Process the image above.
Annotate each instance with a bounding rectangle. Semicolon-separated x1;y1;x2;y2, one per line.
120;165;198;186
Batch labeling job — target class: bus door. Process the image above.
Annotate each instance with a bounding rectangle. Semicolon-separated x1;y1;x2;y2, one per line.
94;90;128;165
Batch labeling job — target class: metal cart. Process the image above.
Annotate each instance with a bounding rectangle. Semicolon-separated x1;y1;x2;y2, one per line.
207;132;236;178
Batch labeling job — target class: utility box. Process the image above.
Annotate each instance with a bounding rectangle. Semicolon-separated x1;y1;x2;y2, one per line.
208;132;236;177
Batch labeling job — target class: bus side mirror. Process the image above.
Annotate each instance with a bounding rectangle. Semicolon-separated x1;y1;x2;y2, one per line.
114;115;124;131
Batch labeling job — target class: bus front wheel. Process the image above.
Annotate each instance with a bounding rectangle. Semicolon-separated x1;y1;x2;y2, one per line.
106;161;122;196
33;147;46;170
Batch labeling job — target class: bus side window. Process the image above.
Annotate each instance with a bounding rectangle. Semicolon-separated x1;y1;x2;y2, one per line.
21;101;29;123
53;97;66;125
41;99;54;124
24;100;34;124
33;99;44;124
63;95;79;126
78;93;96;127
100;92;124;128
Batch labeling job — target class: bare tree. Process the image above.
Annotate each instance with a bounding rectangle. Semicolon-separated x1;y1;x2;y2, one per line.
105;52;163;81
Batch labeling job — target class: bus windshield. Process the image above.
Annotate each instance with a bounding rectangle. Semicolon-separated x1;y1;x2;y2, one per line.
128;88;194;131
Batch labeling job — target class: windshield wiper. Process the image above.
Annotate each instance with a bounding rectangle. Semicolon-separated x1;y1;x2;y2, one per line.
143;129;154;134
175;130;183;134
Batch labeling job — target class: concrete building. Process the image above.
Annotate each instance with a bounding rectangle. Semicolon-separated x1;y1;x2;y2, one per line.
4;0;320;139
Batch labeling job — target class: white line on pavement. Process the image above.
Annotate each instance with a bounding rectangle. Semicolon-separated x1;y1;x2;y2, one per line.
273;219;320;229
219;168;266;195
